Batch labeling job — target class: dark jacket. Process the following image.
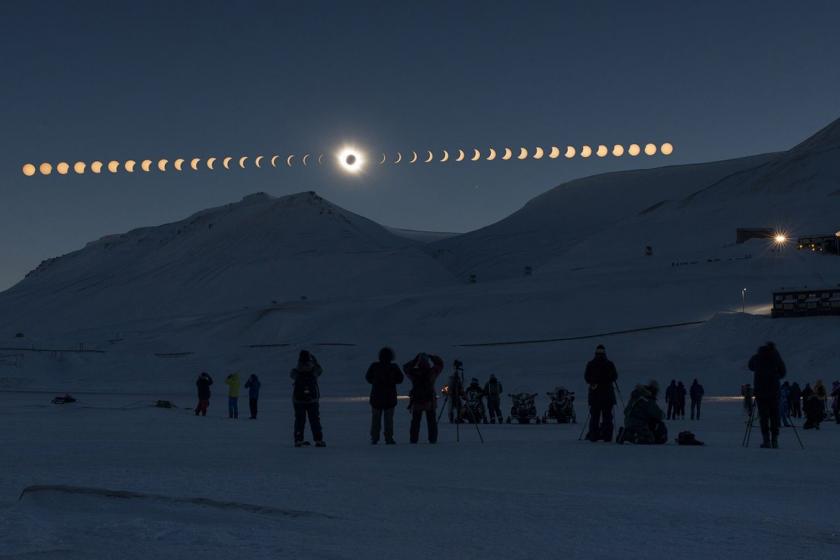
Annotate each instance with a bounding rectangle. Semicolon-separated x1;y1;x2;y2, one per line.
665;382;677;404
366;361;404;409
196;374;213;400
623;384;665;444
484;378;503;400
403;355;444;411
789;382;802;400
290;359;323;404
676;383;687;403
690;381;704;401
584;355;617;406
244;375;261;399
748;344;787;399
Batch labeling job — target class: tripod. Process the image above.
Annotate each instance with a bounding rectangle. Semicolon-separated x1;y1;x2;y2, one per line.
743;398;804;449
437;364;484;443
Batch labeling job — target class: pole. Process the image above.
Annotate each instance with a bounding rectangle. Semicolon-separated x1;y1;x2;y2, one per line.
457;366;484;443
742;398;757;447
578;410;591;440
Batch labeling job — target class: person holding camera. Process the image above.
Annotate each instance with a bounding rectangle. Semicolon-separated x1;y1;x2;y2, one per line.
366;347;404;444
447;365;465;423
403;353;444;444
748;341;786;448
290;350;325;447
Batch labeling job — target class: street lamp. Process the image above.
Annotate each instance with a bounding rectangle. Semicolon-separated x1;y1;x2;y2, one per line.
741;288;747;313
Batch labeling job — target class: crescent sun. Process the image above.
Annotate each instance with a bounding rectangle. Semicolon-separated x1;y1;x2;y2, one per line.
394;152;403;164
424;150;434;163
125;160;136;173
318;154;325;165
441;150;449;163
190;158;201;170
596;145;608;157
140;160;152;172
302;154;311;166
286;155;295;167
502;148;513;160
270;155;279;167
533;147;545;160
487;148;497;161
238;156;248;169
107;160;120;173
158;159;168;172
255;156;264;168
456;149;465;162
409;151;418;164
518;147;528;160
581;145;592;158
174;158;184;171
206;157;216;170
471;149;481;161
565;146;576;158
379;153;387;165
549;146;560;159
222;157;232;170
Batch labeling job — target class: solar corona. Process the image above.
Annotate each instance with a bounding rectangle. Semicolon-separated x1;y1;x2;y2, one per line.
21;140;674;177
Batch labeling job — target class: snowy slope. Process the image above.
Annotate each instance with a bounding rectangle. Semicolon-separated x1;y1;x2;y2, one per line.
0;191;456;334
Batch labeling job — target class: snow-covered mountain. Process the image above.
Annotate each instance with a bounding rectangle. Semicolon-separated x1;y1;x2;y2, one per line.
430;117;840;281
0;191;455;334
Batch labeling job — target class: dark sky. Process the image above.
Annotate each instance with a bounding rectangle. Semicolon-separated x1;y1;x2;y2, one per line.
2;0;839;290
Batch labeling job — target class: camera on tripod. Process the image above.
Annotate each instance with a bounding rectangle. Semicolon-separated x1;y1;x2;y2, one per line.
453;359;463;370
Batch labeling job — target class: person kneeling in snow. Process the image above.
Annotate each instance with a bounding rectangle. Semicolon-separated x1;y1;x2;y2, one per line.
619;381;667;445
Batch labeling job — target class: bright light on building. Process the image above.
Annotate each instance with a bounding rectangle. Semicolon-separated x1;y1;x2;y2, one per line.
774;234;788;244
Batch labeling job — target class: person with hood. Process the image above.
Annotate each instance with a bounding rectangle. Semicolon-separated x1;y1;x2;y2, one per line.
830;381;840;424
779;381;792;428
290;350;325;447
689;379;704;420
365;347;404;445
224;372;241;419
195;372;213;416
244;374;261;420
665;380;678;420
802;385;823;430
583;344;618;442
748;342;786;448
676;381;687;419
814;380;828;414
484;374;504;424
463;377;487;423
619;380;667;444
403;353;444;444
789;382;803;418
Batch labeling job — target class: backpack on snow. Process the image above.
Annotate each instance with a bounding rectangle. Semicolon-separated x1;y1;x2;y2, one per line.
676;431;704;446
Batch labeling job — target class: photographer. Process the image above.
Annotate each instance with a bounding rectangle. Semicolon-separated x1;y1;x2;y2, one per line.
290;350;325;447
447;364;465;423
583;344;618;442
403;353;444;444
365;347;404;444
484;374;504;424
748;342;786;449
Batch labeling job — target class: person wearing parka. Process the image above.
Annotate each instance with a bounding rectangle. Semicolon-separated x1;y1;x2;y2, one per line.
584;345;618;442
244;374;261;420
621;381;667;444
366;347;404;444
748;342;786;448
195;372;213;416
290;350;325;446
689;379;704;420
403;353;444;444
224;372;241;419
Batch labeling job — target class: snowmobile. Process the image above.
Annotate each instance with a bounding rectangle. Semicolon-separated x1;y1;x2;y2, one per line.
543;386;576;423
51;393;77;405
506;393;540;424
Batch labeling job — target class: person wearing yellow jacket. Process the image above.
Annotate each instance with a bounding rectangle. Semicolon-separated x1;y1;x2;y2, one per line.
225;373;241;419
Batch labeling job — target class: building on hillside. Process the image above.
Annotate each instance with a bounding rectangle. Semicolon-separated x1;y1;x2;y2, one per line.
796;233;840;255
736;228;774;244
771;286;840;318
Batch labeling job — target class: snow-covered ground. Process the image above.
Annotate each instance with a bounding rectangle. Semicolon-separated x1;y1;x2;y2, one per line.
1;392;838;559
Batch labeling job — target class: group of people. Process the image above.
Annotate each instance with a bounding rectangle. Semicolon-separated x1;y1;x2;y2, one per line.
742;372;840;434
664;379;705;420
191;341;837;450
443;370;505;424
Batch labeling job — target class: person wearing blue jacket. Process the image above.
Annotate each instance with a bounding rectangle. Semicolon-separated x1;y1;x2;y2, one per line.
245;374;261;419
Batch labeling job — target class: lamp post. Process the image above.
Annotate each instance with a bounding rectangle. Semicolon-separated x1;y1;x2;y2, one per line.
741;288;747;313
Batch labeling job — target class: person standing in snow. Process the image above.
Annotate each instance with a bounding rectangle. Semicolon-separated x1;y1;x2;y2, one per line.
814;380;828;414
689;379;704;420
830;381;840;424
244;374;261;419
779;381;792;427
404;353;444;444
225;372;241;419
194;372;213;416
291;350;325;447
665;380;678;420
583;344;618;442
676;381;687;419
789;382;803;418
484;374;504;424
748;342;786;449
365;347;404;445
446;368;465;424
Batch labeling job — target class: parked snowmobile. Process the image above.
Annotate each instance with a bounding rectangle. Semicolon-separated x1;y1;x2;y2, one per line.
507;392;540;424
544;386;576;423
